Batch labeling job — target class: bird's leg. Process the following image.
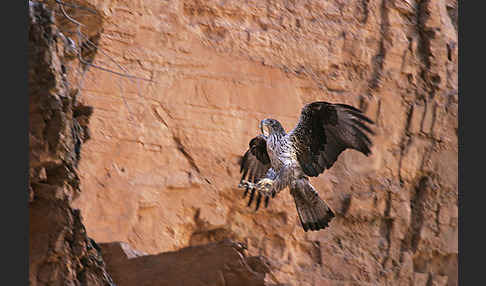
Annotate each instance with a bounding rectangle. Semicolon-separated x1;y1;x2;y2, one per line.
255;178;275;209
238;180;257;205
255;178;275;197
238;179;274;210
238;180;255;198
238;167;291;210
238;180;255;190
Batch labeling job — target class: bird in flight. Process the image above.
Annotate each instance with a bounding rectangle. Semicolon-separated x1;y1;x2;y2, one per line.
238;101;375;231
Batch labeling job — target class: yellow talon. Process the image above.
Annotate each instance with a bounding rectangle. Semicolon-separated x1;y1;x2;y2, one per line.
256;178;274;197
257;178;274;187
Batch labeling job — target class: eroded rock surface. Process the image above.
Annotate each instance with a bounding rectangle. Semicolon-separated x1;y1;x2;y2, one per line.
28;2;114;285
53;0;459;285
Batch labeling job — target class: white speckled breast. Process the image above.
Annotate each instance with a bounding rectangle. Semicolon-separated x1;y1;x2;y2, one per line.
267;134;297;172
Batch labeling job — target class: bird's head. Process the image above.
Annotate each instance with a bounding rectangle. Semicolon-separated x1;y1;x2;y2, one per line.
260;118;285;136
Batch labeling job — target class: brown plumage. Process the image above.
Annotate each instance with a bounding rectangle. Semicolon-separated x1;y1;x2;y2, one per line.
238;101;375;231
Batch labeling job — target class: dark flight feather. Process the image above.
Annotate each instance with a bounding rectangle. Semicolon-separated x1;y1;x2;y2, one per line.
239;135;271;184
290;101;375;177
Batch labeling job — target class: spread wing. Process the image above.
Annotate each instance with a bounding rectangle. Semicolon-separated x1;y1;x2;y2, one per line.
289;101;375;177
238;135;272;207
239;135;271;185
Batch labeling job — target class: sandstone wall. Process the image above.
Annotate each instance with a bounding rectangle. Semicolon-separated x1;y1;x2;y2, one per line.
60;0;458;285
28;2;115;285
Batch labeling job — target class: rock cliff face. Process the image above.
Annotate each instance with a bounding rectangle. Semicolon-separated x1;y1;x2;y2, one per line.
28;2;114;285
30;0;458;285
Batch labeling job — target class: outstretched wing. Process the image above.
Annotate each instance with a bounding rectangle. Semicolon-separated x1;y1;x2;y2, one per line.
238;135;272;207
289;101;375;177
239;135;271;185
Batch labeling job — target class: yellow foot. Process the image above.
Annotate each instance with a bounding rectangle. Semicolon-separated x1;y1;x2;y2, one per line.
238;178;276;210
256;178;274;197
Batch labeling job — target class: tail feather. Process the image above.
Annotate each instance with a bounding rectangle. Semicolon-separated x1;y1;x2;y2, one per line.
291;180;335;232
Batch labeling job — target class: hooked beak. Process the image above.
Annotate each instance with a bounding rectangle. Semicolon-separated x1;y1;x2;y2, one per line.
260;119;269;136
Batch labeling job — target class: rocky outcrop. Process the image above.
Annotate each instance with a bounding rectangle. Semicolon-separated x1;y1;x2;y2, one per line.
30;0;458;285
28;2;113;285
99;239;275;286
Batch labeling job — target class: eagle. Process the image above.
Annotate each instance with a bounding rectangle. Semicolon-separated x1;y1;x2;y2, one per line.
238;101;375;231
